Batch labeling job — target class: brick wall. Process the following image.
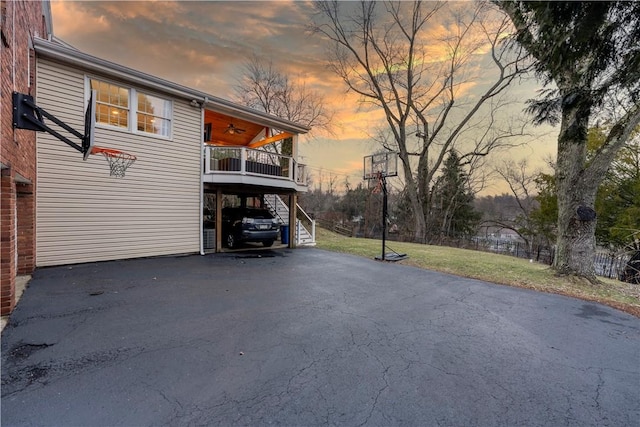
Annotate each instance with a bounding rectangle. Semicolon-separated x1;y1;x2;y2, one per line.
16;182;34;274
1;171;16;314
1;0;47;315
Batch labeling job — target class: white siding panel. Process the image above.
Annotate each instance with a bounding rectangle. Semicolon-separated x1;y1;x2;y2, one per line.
36;59;202;266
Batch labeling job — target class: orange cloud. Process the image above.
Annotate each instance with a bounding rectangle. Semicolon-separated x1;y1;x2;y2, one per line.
51;1;112;36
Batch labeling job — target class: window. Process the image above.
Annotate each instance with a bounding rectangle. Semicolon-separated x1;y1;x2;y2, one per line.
89;78;172;138
137;92;171;137
91;79;129;129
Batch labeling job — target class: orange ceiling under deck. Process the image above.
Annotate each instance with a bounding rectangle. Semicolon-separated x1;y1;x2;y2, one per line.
204;110;292;149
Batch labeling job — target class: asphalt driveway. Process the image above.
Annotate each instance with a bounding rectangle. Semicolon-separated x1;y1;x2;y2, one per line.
2;248;639;426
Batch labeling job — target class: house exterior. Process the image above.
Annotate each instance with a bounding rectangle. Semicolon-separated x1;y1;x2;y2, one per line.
32;37;312;267
1;0;53;315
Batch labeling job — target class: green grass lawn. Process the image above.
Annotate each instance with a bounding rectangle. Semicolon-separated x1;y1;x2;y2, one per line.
314;227;640;317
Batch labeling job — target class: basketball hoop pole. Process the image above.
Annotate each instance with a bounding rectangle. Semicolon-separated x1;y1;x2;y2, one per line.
380;175;388;261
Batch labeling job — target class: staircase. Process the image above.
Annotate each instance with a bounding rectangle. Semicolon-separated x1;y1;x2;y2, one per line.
264;194;316;246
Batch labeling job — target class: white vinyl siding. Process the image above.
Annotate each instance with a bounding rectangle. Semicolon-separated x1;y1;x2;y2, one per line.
36;59;201;266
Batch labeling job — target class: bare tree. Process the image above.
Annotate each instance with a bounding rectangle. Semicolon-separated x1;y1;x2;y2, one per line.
234;55;334;143
491;159;544;250
310;1;531;242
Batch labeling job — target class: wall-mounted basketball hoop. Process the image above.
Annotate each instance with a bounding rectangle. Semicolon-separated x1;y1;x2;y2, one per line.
363;152;406;262
12;90;136;177
90;147;137;178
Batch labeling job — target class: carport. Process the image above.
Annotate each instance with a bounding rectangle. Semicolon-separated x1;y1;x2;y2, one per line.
203;183;298;253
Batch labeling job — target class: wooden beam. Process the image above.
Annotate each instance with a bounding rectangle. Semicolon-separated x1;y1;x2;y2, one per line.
247;132;294;149
207;140;246;147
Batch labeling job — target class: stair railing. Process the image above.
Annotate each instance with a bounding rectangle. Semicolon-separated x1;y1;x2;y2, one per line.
295;203;316;245
264;194;315;245
263;194;286;224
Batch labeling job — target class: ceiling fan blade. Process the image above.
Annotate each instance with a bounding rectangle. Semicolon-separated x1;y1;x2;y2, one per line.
225;123;246;135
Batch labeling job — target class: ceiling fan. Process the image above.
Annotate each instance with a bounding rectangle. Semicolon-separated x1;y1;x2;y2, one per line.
224;123;246;135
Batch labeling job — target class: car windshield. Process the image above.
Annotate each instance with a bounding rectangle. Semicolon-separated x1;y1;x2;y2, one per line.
223;208;274;220
244;209;273;219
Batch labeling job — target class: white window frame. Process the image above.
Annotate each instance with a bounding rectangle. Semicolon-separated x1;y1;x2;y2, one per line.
86;76;173;140
89;78;131;131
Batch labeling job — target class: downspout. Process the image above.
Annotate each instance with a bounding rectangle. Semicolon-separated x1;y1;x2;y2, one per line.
199;102;205;255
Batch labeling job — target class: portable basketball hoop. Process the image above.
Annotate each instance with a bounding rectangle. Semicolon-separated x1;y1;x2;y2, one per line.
363;152;406;262
90;147;137;178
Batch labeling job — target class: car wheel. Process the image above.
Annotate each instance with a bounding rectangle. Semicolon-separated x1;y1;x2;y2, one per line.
263;239;274;247
227;234;236;249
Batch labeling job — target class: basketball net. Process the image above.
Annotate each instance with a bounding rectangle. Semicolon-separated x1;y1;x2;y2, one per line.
371;172;383;194
91;147;137;178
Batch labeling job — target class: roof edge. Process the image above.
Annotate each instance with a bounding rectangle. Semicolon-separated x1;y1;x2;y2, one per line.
33;37;310;134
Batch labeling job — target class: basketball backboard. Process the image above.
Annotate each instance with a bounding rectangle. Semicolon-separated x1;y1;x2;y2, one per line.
363;152;398;180
82;90;96;160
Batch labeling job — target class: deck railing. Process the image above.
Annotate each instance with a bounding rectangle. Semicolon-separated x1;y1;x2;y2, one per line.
204;146;307;185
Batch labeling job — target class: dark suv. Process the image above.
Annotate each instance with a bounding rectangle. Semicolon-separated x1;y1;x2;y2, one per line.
222;207;280;248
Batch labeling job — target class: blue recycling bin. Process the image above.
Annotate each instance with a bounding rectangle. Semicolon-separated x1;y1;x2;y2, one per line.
280;225;290;245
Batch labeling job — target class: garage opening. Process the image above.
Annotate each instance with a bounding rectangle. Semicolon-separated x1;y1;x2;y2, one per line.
203;190;294;253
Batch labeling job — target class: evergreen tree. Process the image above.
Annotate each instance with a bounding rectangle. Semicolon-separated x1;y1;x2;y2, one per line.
529;172;558;248
594;129;640;248
430;151;481;239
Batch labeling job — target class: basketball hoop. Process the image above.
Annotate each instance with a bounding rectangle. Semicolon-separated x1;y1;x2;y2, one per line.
363;152;398;180
91;147;137;178
364;153;399;262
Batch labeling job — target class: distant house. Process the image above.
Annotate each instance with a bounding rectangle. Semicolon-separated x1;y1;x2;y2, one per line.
32;37;314;267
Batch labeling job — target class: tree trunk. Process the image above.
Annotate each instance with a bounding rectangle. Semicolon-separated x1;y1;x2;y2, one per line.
553;100;598;279
399;151;426;242
416;153;431;242
554;186;598;278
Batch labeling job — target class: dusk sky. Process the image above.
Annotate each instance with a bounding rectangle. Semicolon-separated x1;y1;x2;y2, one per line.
50;0;558;195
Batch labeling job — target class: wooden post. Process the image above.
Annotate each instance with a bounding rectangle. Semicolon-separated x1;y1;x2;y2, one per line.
215;188;223;252
289;193;297;248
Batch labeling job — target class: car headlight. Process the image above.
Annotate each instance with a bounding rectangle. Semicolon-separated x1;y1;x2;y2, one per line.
242;217;255;224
